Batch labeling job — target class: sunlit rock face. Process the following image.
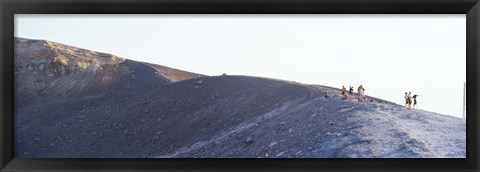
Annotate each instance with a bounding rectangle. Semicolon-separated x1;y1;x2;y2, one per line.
15;37;119;75
14;37;204;99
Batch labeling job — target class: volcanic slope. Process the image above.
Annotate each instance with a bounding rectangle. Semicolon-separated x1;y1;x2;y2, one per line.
14;37;204;100
14;38;465;158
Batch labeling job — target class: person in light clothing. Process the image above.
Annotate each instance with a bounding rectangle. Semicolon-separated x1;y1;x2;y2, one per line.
357;85;365;102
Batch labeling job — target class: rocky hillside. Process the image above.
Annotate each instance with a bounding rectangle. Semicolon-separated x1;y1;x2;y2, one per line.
14;38;465;158
14;37;204;104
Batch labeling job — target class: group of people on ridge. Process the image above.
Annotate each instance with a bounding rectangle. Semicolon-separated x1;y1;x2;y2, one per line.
341;85;366;102
340;86;420;108
404;92;419;109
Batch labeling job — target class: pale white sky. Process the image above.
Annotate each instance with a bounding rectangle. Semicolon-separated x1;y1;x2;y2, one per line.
15;14;466;118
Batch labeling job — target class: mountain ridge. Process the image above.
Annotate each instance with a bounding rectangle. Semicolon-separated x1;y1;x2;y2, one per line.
14;37;465;158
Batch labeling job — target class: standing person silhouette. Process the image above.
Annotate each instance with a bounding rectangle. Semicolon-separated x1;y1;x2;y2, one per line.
407;92;413;109
349;86;354;100
357;85;365;102
341;86;347;100
412;94;419;109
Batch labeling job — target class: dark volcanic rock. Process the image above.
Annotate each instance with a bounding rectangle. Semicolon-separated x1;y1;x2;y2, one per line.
14;37;465;158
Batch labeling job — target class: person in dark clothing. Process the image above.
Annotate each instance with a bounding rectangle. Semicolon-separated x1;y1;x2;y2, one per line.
348;86;354;100
413;95;419;109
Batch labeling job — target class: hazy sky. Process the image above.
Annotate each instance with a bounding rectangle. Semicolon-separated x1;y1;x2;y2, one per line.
15;14;466;118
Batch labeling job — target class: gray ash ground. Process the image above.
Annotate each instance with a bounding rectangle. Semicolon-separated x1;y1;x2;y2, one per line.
14;37;465;158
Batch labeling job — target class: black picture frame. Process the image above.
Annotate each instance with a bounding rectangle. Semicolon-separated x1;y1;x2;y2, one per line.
1;0;479;172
